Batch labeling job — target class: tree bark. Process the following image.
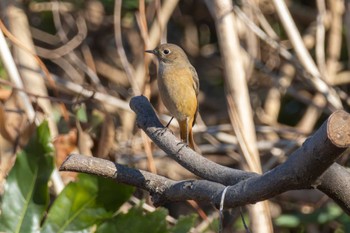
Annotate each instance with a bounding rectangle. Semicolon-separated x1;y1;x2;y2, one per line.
60;96;350;215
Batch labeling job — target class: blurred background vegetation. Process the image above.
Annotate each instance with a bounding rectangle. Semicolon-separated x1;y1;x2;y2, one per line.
0;0;349;232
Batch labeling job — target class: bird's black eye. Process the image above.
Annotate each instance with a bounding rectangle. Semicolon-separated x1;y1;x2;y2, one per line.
163;49;171;55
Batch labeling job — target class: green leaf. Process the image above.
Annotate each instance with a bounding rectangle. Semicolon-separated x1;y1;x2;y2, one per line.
41;174;134;233
97;205;168;233
274;214;300;227
76;104;87;123
317;203;342;223
0;121;54;233
170;214;197;233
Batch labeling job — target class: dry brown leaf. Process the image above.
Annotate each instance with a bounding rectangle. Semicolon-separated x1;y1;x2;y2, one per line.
17;121;37;148
0;103;15;143
53;129;78;183
0;94;35;148
53;129;78;167
0;88;12;101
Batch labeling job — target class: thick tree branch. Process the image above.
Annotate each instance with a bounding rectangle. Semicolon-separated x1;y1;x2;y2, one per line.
318;163;350;214
129;95;258;185
60;154;175;195
60;96;350;213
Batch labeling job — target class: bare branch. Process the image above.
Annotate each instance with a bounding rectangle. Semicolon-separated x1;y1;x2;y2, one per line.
129;95;257;185
272;0;342;110
318;163;350;215
114;0;140;96
129;96;350;208
60;154;174;192
60;96;350;213
49;74;131;112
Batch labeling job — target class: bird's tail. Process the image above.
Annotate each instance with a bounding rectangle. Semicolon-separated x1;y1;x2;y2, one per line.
179;118;196;150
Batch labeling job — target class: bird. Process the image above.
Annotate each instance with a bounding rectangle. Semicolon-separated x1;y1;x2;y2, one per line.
146;43;199;150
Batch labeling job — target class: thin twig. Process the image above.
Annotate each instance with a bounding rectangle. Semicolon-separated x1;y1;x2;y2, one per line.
114;0;140;96
233;4;342;110
49;74;131;111
316;0;328;78
51;4;103;89
0;27;36;123
0;79;84;105
326;0;344;82
271;0;342;109
0;20;59;95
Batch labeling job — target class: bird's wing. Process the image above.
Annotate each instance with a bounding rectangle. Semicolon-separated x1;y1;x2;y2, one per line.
189;66;199;97
189;65;199;126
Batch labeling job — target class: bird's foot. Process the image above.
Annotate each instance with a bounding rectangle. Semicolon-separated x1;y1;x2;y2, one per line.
176;141;188;153
153;126;174;138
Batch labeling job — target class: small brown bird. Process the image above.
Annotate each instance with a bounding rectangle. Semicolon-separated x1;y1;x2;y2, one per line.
146;43;199;150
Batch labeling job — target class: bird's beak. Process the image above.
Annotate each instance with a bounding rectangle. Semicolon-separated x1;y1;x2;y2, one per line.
145;49;156;54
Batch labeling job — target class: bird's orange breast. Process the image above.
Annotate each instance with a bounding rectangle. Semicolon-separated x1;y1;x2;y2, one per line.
158;67;197;121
